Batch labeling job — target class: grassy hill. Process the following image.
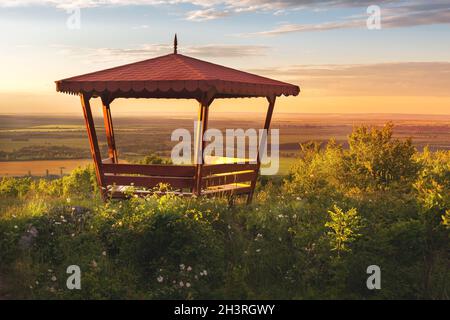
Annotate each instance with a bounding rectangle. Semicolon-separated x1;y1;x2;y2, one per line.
0;124;448;299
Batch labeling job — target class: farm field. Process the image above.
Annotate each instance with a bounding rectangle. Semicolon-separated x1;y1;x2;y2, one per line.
0;113;449;176
0;159;92;177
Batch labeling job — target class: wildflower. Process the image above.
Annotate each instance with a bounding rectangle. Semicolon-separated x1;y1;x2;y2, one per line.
157;276;164;283
102;251;107;256
296;197;301;201
179;264;185;270
14;225;18;229
48;269;53;273
51;276;57;282
186;282;191;288
194;275;198;280
187;266;192;272
35;281;39;285
179;281;184;287
66;198;71;203
256;249;261;253
278;237;282;242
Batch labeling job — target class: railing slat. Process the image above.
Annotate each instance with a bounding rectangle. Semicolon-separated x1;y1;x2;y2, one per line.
104;175;194;189
202;163;258;176
202;171;257;188
102;163;196;177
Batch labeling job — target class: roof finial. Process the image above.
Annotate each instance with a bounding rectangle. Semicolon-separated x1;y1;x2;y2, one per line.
174;33;178;54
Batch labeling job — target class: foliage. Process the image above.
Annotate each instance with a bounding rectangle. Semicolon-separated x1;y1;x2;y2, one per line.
138;153;172;165
325;205;362;255
0;124;449;300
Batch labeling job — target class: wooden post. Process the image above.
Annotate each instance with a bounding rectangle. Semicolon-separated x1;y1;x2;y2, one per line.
247;95;276;204
80;93;105;199
194;92;214;196
101;96;118;163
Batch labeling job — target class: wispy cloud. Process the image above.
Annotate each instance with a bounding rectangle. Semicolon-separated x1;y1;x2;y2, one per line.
2;0;450;30
53;43;269;65
238;2;450;36
249;62;450;96
186;8;231;21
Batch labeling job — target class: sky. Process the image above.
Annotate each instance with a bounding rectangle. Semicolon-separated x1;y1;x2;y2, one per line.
0;0;450;115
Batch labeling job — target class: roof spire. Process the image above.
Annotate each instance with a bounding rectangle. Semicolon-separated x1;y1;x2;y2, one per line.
174;33;178;54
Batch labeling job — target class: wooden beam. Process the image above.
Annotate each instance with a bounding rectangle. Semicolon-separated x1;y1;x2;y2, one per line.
193;94;214;196
247;95;276;204
101;96;118;163
80;93;105;198
103;175;194;190
102;163;196;177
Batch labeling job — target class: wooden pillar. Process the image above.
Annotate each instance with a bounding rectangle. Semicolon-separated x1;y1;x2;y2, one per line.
80;93;105;199
247;95;276;204
101;96;118;163
194;92;214;196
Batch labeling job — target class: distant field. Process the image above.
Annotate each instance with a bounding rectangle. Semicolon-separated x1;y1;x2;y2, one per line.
0;159;92;177
0;158;295;177
0;113;449;176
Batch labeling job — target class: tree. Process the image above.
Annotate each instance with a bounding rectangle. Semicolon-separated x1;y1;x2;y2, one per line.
325;205;362;256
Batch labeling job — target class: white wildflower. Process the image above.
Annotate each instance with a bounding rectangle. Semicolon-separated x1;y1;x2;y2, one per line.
186;282;191;288
179;264;185;270
179;281;184;287
157;276;164;283
51;276;57;282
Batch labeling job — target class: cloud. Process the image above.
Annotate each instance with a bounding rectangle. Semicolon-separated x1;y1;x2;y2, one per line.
53;43;269;65
249;62;450;97
238;2;450;36
2;0;450;30
186;8;231;21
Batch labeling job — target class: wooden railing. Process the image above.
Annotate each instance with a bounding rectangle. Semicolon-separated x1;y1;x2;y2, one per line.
100;162;258;197
201;163;258;190
101;163;196;190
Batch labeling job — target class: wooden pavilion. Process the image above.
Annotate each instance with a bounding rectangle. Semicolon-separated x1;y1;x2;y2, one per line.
55;36;300;202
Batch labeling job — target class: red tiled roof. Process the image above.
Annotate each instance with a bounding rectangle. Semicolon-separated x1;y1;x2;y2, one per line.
56;53;300;99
